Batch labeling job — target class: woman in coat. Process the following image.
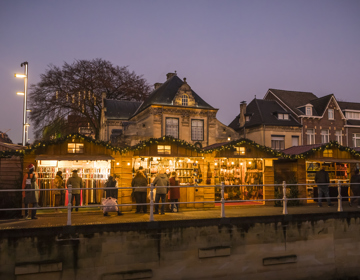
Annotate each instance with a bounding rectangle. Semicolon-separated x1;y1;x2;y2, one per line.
169;171;180;212
21;164;39;219
131;168;148;213
54;171;65;212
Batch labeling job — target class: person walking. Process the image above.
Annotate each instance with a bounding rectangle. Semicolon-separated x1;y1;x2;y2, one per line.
350;169;360;208
315;166;333;207
66;170;83;212
21;164;39;219
169;171;180;212
153;168;169;215
131;168;148;213
104;176;123;216
54;171;65;212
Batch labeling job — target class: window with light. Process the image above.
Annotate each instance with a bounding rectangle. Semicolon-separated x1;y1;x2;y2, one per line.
182;95;188;106
165;118;179;139
68;143;84;153
323;149;333;157
157;145;171;155
191;119;204;141
234;147;245;156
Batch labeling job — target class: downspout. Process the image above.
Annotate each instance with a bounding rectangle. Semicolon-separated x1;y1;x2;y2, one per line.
301;118;303;145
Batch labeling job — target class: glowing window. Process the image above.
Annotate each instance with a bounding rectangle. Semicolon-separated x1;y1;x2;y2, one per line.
68;143;84;153
234;147;245;156
157;145;171;155
182;95;188;106
323;149;333;157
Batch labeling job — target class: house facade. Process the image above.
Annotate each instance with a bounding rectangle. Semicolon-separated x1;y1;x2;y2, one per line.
264;89;350;146
100;72;238;147
228;98;302;150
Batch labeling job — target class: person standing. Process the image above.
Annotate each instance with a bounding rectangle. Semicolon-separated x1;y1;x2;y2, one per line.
153;168;170;215
21;164;39;219
54;171;65;212
169;171;180;212
315;166;333;207
66;170;83;212
131;168;148;213
350;169;360;208
104;176;123;216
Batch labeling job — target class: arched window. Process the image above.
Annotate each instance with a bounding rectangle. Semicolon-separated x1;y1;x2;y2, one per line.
182;94;188;106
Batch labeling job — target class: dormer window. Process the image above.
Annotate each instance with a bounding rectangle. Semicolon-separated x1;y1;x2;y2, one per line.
306;106;312;116
245;115;250;122
181;94;188;106
278;113;289;120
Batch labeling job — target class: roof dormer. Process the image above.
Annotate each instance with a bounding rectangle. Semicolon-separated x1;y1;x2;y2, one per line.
172;78;197;107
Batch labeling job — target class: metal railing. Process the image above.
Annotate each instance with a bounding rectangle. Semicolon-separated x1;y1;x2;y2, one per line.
0;182;360;225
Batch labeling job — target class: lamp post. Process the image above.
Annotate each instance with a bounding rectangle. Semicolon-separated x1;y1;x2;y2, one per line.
15;62;29;146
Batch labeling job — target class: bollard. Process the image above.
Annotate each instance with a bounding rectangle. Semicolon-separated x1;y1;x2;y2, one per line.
337;181;343;212
67;185;72;226
221;182;225;218
282;181;288;215
149;183;154;222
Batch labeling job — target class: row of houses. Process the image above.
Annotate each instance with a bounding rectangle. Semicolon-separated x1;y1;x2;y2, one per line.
99;72;360;151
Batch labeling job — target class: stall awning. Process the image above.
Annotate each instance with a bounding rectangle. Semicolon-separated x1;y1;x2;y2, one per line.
308;158;360;163
35;155;114;161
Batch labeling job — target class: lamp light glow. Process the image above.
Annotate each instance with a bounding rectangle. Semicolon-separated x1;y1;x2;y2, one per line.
14;73;26;78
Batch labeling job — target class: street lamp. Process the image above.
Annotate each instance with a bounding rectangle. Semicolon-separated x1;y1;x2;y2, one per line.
14;61;28;146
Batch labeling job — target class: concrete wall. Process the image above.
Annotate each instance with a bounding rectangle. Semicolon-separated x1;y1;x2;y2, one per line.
2;214;360;280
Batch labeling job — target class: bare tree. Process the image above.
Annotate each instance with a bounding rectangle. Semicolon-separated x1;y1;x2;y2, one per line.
29;59;150;140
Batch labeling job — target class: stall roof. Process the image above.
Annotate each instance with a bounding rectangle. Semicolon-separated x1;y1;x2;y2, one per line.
282;144;323;155
35;155;114;161
312;158;360;163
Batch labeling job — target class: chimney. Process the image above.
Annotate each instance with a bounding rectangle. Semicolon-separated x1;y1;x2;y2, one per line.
154;83;163;90
166;72;177;80
239;101;247;127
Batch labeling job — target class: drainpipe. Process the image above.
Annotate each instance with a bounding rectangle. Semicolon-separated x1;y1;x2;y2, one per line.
301;118;303;145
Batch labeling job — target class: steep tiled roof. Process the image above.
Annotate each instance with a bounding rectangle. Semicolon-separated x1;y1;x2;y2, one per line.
133;75;214;116
104;99;142;120
306;94;333;116
267;89;318;116
228;99;301;132
338;101;360;111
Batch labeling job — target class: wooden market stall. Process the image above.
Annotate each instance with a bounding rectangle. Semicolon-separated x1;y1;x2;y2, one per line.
279;142;360;203
203;139;278;206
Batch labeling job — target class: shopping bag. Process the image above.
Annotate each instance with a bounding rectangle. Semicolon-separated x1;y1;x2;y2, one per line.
147;189;156;201
101;197;118;214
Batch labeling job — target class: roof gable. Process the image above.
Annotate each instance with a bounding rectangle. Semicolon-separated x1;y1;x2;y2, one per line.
133;75;214;116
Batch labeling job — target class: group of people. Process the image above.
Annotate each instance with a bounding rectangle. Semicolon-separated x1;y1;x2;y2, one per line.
315;167;360;207
131;167;180;215
22;163;180;219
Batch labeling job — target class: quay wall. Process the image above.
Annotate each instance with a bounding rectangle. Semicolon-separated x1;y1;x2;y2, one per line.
1;213;360;280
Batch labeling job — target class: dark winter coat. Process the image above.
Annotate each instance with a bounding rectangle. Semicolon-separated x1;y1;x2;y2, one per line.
66;173;83;194
351;174;360;193
169;177;180;199
105;178;118;198
131;173;148;192
153;174;170;194
315;169;330;187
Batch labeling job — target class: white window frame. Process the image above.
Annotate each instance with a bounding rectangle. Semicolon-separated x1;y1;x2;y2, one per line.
245;115;250;122
278;113;284;119
321;129;329;144
284;114;289;120
165;118;179;139
306;129;315;144
353;133;360;147
271;135;285;151
328;109;334;120
346;111;360;120
181;94;188;106
306;106;312;116
191;119;204;141
335;130;342;145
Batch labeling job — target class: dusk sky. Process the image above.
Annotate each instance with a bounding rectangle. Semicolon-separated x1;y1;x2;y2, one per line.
1;0;360;144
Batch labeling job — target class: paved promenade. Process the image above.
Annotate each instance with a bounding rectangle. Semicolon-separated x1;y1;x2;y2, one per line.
1;203;360;230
